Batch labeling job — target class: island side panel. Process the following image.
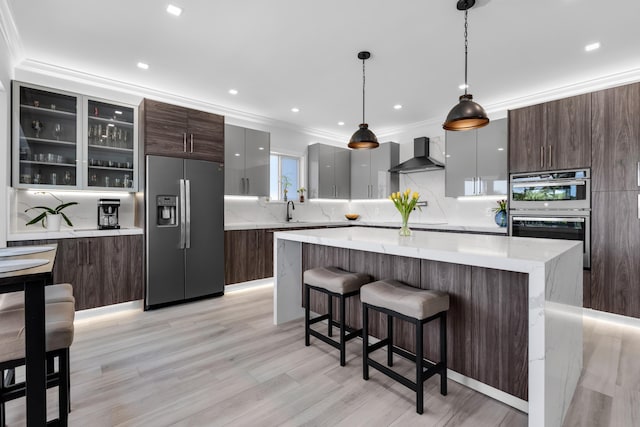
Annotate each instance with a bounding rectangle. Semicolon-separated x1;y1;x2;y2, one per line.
543;244;583;427
274;238;304;324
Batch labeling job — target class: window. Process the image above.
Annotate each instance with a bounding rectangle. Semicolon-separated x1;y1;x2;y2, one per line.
270;154;300;200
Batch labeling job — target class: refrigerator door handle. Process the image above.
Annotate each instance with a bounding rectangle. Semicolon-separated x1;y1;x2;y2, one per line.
185;179;192;249
190;134;194;153
179;178;186;249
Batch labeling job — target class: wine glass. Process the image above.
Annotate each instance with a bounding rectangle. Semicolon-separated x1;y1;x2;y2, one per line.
31;120;43;138
53;123;63;140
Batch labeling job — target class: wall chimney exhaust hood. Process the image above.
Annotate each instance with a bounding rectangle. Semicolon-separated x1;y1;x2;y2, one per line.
388;137;445;173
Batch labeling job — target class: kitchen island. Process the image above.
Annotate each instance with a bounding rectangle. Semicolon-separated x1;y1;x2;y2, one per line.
273;226;582;427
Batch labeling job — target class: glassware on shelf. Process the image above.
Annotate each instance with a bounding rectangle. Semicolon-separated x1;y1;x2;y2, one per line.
50;172;57;185
31;120;43;138
124;174;131;188
53;123;63;140
63;171;72;185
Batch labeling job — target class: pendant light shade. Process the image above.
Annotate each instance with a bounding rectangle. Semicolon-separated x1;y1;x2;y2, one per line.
443;0;489;131
443;94;489;131
348;51;379;149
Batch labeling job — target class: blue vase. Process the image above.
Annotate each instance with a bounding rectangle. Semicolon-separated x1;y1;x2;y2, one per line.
495;210;507;227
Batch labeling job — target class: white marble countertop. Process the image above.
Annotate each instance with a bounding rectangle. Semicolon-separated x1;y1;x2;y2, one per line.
225;220;508;235
274;226;577;273
8;227;144;241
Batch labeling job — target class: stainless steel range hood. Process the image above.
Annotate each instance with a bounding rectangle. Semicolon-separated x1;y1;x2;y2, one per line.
388;137;444;173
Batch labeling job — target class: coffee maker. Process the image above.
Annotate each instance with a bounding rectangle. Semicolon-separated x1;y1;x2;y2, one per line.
98;199;120;229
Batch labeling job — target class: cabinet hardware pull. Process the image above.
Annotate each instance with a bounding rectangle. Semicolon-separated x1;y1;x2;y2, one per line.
638;194;640;220
87;240;91;265
241;177;245;194
540;146;544;169
477;177;482;195
246;178;250;194
548;145;552;168
183;133;187;152
637;162;640;187
190;134;194;153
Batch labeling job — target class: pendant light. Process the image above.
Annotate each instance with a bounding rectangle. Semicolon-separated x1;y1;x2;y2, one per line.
443;0;490;131
348;51;379;149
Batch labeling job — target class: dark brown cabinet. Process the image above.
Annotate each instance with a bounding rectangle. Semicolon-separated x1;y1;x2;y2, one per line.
591;191;640;318
591;82;640;191
509;94;591;173
224;229;269;285
142;99;224;163
9;235;143;310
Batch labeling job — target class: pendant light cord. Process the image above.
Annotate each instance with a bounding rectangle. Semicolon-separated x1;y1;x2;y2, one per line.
464;9;468;95
362;58;366;123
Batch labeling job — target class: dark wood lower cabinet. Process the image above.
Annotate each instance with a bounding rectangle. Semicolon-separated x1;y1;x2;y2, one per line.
301;243;529;401
591;191;640;318
9;235;144;310
224;229;268;285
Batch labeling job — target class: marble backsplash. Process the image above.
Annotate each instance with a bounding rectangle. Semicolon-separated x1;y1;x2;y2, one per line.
225;170;502;227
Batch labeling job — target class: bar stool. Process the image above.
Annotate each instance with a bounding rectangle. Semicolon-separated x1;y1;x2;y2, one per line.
0;283;74;311
304;267;372;366
361;279;449;414
0;300;75;426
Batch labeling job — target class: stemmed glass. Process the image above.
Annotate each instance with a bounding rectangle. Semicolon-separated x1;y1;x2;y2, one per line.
31;120;43;138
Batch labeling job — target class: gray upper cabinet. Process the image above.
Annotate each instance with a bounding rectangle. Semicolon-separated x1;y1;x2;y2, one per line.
350;142;399;199
224;124;270;196
308;143;351;199
445;118;508;197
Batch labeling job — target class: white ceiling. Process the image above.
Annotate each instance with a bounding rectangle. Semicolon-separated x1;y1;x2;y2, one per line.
5;0;640;140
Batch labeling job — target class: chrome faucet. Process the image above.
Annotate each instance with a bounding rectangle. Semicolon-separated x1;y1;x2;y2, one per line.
286;201;295;222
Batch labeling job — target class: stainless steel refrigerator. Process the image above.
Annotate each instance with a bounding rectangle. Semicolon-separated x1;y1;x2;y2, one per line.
145;155;224;309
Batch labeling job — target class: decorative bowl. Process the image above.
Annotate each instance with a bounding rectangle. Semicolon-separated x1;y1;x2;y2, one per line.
345;213;360;221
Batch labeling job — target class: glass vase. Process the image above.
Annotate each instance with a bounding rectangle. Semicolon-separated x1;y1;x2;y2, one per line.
399;213;412;237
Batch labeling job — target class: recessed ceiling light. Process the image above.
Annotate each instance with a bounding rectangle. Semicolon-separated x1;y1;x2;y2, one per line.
114;110;123;115
585;42;600;52
166;5;182;16
234;153;240;157
458;84;469;90
258;147;264;150
498;147;504;151
291;107;300;113
393;104;403;110
137;62;149;70
338;121;345;126
228;89;238;95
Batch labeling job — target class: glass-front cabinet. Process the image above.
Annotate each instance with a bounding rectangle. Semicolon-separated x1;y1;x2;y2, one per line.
85;99;137;190
14;84;81;188
12;81;138;192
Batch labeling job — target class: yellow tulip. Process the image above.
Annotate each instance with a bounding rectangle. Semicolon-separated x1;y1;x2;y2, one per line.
413;192;419;200
404;189;410;196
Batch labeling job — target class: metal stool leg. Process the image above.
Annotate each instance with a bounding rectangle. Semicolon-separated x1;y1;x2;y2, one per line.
440;312;448;396
339;294;346;366
387;314;394;367
304;284;311;346
328;293;333;337
362;304;369;380
416;319;424;414
1;369;5;427
59;349;70;424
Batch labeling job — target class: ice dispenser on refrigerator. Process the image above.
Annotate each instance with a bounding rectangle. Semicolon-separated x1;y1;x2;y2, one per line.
156;196;177;226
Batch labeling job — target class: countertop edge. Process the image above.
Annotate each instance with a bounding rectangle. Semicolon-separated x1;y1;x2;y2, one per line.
8;227;144;241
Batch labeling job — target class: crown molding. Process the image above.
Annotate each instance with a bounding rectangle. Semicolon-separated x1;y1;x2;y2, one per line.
16;58;346;143
0;0;24;66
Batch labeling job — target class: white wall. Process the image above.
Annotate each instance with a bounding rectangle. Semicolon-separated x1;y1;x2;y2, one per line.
0;25;14;247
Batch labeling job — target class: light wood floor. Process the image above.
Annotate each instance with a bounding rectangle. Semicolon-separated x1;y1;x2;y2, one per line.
4;284;640;426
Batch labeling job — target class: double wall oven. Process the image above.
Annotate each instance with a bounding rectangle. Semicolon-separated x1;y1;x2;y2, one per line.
509;169;590;268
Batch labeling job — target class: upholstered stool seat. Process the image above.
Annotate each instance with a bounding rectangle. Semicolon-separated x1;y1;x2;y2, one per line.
0;299;75;425
0;283;74;312
304;267;371;366
361;279;449;414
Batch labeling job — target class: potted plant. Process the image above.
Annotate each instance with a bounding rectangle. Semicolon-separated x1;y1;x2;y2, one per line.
25;193;78;231
297;187;306;203
493;199;508;227
281;175;291;201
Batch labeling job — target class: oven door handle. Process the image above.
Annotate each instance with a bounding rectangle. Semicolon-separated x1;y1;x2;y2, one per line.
512;216;585;223
511;180;587;188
